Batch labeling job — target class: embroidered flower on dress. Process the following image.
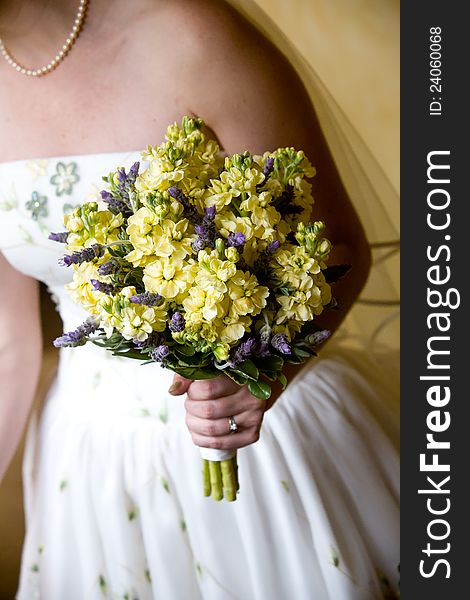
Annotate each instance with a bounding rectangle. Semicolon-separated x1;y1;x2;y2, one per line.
26;159;48;181
0;183;18;211
50;161;80;196
25;191;48;221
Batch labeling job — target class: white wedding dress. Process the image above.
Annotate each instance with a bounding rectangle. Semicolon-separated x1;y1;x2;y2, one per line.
0;151;399;600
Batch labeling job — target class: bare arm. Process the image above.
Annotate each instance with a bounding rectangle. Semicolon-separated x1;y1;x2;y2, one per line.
0;253;42;483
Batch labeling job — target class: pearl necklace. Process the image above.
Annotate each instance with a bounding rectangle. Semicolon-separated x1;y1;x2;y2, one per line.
0;0;89;78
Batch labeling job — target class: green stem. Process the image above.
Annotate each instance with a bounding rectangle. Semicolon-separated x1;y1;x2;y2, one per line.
202;459;211;497
221;460;236;502
208;461;223;501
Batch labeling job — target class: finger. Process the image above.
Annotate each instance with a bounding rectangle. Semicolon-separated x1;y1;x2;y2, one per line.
185;391;265;420
185;410;262;438
168;374;192;396
186;376;240;402
190;429;261;451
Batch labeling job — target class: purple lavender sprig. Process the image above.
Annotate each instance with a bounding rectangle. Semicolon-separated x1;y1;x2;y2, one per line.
49;231;69;243
229;337;257;367
129;292;163;307
227;232;246;249
97;258;121;276
305;329;331;347
151;344;170;364
100;190;130;215
100;162;140;216
169;312;185;333
59;244;105;267
53;319;99;348
116;162;139;206
192;206;217;252
270;333;292;355
168;186;199;224
117;162;140;187
263;156;275;177
90;279;117;296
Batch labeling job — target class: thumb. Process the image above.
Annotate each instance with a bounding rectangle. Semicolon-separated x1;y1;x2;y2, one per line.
168;373;192;396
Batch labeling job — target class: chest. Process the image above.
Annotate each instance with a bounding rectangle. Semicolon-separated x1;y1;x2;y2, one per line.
0;34;192;163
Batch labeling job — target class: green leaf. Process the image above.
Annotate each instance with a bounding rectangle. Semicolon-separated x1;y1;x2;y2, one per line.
260;370;277;381
253;355;284;372
277;372;288;389
18;225;33;244
171;366;219;380
224;370;248;386
128;507;138;521
330;547;340;568
98;574;107;596
112;350;146;360
173;344;195;356
248;380;272;400
233;359;259;381
173;350;211;367
292;347;312;360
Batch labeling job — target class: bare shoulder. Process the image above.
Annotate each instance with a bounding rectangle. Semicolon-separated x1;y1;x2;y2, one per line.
154;0;259;45
147;0;314;150
155;0;300;83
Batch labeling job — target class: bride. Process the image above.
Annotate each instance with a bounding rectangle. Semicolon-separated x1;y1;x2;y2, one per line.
0;0;399;598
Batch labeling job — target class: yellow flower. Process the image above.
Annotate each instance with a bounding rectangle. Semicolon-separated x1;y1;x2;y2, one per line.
215;210;255;243
195;249;237;294
99;286;167;341
204;164;265;212
218;312;251;344
182;286;227;323
143;258;197;302
181;285;250;348
224;247;239;263
275;274;331;324
126;209;194;266
66;262;109;315
126;207;160;253
240;191;282;235
272;246;321;287
137;117;223;201
213;342;230;361
228;272;269;316
64;205;124;252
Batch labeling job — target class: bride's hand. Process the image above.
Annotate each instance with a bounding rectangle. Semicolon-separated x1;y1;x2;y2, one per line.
169;375;267;450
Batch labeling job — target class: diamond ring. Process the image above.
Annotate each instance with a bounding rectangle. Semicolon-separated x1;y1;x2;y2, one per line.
228;416;238;434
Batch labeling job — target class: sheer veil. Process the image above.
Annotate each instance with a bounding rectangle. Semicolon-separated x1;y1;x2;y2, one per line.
226;0;400;353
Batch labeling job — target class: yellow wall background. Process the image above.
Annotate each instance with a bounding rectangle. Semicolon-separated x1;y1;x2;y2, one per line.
0;2;399;597
254;0;400;193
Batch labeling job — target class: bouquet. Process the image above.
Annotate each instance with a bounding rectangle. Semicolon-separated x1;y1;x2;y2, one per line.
51;117;348;502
